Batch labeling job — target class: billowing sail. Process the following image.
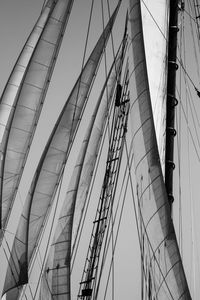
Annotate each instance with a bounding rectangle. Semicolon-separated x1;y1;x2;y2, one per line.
0;0;55;140
39;37;126;300
0;0;55;142
3;2;121;296
0;0;74;229
0;0;56;229
129;0;191;299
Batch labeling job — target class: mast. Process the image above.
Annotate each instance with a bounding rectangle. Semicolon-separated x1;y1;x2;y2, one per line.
165;0;179;210
78;70;129;300
129;0;191;298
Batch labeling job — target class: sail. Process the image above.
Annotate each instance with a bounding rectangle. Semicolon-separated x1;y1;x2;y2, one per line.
0;0;55;142
141;1;169;173
39;38;126;300
79;94;130;299
3;2;121;296
128;0;191;298
0;0;74;229
0;0;55;140
0;0;56;229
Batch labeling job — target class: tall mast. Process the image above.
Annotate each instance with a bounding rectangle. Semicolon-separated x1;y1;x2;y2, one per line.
129;0;191;298
165;0;179;210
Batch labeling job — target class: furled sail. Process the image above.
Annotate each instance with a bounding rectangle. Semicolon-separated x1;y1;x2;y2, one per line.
3;2;121;297
129;0;191;298
0;0;74;230
39;35;127;300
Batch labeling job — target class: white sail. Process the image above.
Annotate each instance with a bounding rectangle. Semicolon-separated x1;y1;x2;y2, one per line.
0;0;55;142
128;0;191;298
141;0;169;173
39;38;126;300
0;0;74;230
3;2;121;297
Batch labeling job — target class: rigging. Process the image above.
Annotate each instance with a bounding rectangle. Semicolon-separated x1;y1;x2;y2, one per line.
165;0;179;210
78;70;130;299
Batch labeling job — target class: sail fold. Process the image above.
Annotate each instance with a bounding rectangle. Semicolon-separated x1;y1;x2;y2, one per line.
3;2;121;296
128;0;191;299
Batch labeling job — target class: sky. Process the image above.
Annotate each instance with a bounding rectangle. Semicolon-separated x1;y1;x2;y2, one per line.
0;0;200;299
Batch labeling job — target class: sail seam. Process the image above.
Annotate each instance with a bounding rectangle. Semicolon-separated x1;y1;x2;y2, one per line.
49;146;66;153
129;2;138;14
135;145;156;172
130;88;148;109
144;202;167;231
40;38;57;47
6;82;20;88
2;173;18;180
13;104;37;113
51;240;70;246
149;232;173;265
156;259;182;297
24;82;44;91
130;116;151;142
8;127;31;134
138;173;160;201
41;168;62;176
14;64;26;69
33;190;53;197
49;16;64;24
6;147;26;155
31;60;50;69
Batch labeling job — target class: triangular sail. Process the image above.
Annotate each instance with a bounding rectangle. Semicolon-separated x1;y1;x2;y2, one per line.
3;2;121;296
129;0;191;298
0;0;74;229
39;37;127;300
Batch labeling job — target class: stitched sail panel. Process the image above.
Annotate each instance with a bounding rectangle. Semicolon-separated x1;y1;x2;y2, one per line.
39;42;125;299
3;2;121;296
0;0;74;230
129;0;191;298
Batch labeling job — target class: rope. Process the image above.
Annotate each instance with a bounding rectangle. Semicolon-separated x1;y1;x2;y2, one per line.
102;179;128;300
32;174;65;299
124;131;179;300
141;0;200;95
106;0;118;81
176;88;200;162
68;0;95;146
2;239;20;297
188;0;200;79
70;98;115;271
175;103;183;253
100;0;112;144
95;151;131;298
71;25;127;270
